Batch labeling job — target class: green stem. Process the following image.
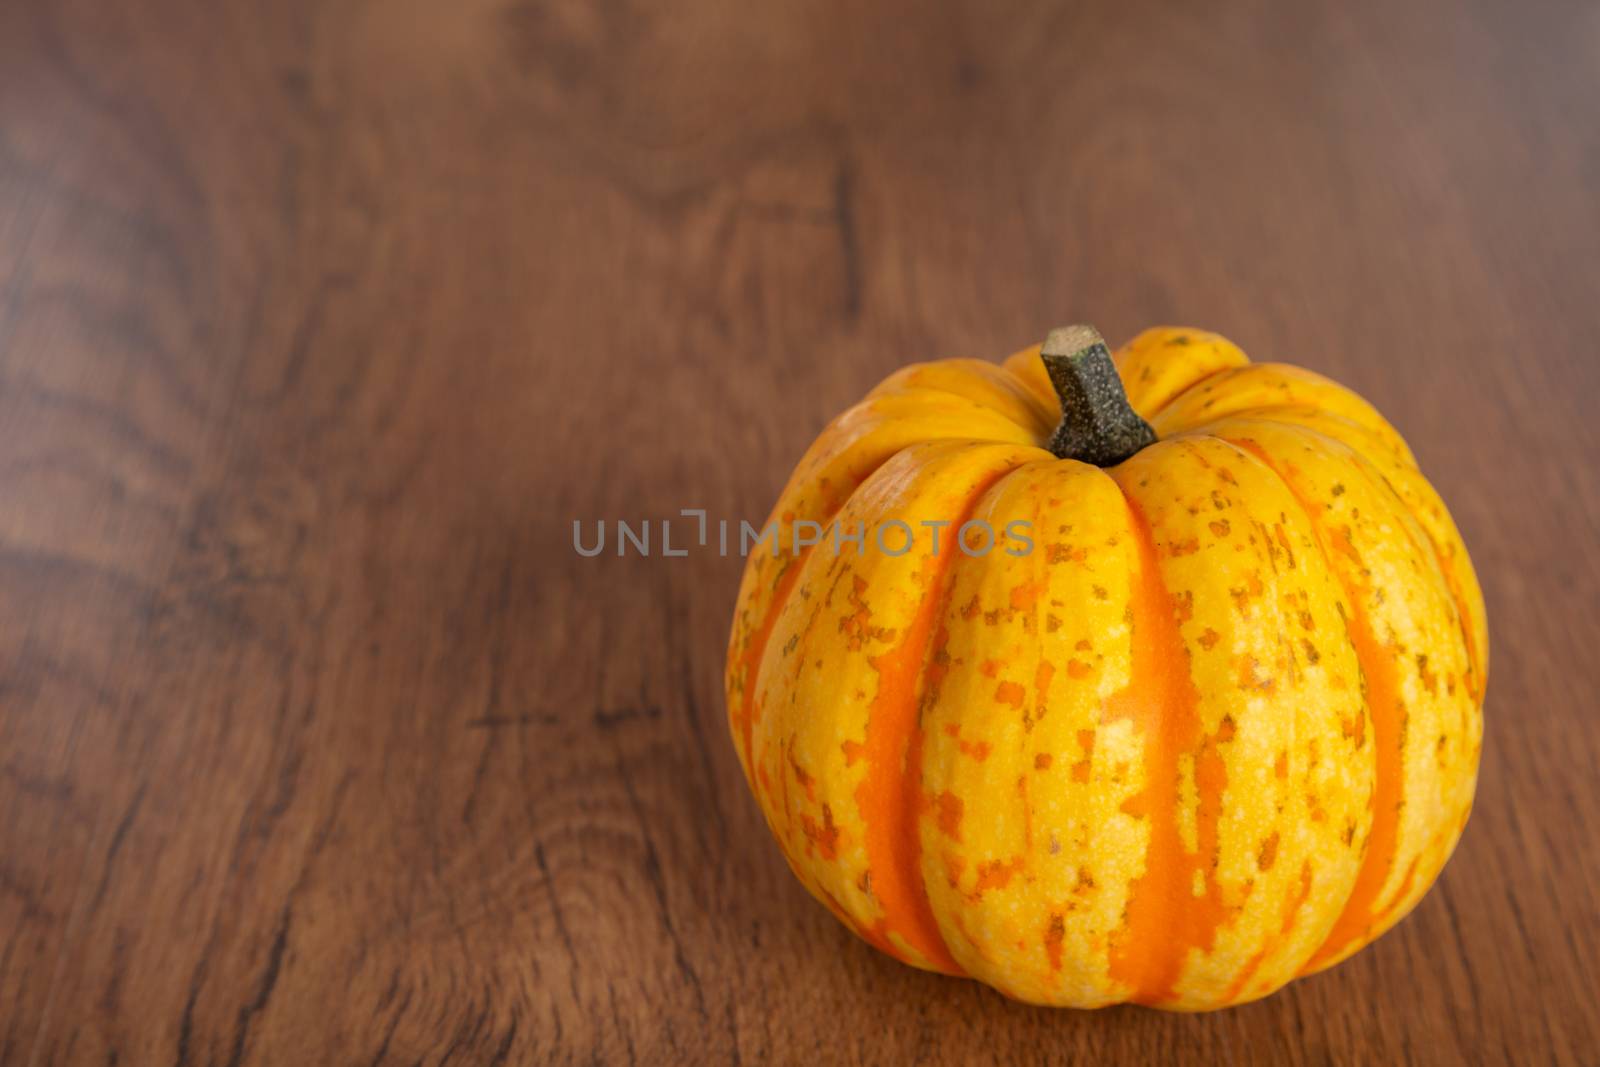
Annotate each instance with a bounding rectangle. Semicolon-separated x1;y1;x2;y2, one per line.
1040;325;1157;466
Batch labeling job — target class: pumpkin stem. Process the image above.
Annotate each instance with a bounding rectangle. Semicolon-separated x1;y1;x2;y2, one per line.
1041;325;1157;466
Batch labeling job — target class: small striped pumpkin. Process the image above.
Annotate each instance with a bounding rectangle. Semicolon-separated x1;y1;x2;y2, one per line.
725;325;1485;1010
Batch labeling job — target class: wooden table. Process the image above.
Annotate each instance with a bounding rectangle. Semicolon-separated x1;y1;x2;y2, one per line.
2;1;1596;1062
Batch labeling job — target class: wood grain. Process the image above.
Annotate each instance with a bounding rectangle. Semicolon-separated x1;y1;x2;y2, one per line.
1;0;1597;1062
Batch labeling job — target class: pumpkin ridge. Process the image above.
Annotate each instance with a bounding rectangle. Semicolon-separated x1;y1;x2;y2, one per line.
1220;436;1408;974
1215;415;1483;708
1196;404;1483;691
878;359;1057;435
732;421;1005;775
1102;471;1227;1006
1347;453;1486;706
884;385;1053;439
1248;427;1480;936
733;449;901;775
1109;327;1253;420
735;557;810;772
1154;364;1417;467
853;458;1032;975
1185;405;1417;472
1125;363;1241;425
1209;412;1484;700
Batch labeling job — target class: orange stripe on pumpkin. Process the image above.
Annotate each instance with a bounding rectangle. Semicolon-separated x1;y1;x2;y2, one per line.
853;466;1024;975
854;582;961;967
1224;438;1407;974
1103;489;1230;1005
1303;578;1404;970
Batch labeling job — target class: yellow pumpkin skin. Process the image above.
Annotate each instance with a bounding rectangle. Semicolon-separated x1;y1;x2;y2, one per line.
725;328;1486;1010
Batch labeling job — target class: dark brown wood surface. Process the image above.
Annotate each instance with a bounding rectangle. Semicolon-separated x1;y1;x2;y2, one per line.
2;0;1597;1063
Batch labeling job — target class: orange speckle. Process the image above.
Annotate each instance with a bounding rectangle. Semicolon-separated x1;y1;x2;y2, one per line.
1071;759;1092;784
1341;711;1367;747
1045;914;1065;973
1417;654;1438;696
1047;544;1090;565
1273;524;1296;566
799;803;841;860
1010;579;1045;611
1067;659;1092;680
935;792;964;841
788;741;817;802
840;573;873;651
1258;831;1280;871
1236;655;1276;694
1198;628;1220;650
979;658;1002;678
994;681;1025;708
1209;520;1231;538
841;739;866;766
1035;753;1053;770
959;738;993;761
1174;589;1194;624
1328;525;1364;566
941;851;965;888
1274;750;1289;779
973;856;1025;893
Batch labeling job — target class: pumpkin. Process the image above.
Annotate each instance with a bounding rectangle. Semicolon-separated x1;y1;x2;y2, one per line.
725;325;1486;1010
